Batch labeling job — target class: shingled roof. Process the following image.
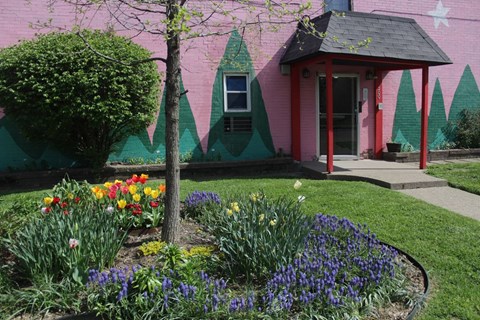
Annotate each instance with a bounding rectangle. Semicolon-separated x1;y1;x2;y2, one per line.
280;11;452;66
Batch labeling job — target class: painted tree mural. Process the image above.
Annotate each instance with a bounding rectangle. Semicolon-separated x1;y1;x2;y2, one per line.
109;78;203;162
0;116;76;171
448;65;480;122
428;78;448;149
392;70;420;149
207;30;275;161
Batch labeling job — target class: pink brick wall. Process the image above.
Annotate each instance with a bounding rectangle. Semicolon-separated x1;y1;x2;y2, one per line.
1;0;477;163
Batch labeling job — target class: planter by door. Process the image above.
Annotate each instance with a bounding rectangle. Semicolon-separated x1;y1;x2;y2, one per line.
386;143;402;153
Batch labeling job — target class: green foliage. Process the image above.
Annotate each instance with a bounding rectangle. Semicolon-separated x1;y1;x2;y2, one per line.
427;162;480;195
8;209;126;284
0;196;40;237
452;109;480;148
200;192;313;280
0;30;160;168
0;277;83;317
5;199;128;284
139;240;167;256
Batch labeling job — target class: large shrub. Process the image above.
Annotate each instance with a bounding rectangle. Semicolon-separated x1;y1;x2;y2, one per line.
454;109;480;148
0;30;160;168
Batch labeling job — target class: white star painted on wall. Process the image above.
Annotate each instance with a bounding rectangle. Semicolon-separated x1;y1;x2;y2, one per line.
428;0;450;29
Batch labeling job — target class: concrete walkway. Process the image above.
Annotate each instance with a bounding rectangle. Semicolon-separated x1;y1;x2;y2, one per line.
301;159;480;221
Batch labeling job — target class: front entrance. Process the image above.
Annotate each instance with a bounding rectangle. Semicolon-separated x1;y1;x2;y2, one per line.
317;74;359;159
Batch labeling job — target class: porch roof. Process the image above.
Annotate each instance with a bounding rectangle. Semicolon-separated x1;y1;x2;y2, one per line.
280;11;452;68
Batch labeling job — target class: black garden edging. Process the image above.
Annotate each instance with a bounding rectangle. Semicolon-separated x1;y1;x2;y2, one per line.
56;242;429;320
381;242;430;320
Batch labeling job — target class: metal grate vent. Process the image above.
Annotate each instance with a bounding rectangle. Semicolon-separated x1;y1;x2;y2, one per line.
224;117;252;133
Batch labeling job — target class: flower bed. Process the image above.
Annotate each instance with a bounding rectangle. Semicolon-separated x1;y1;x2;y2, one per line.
1;176;422;319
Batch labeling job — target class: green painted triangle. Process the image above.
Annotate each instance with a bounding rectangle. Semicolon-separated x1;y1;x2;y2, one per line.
207;29;275;158
153;78;203;159
448;65;480;122
428;78;447;147
392;70;420;149
111;76;202;162
429;129;447;150
0;115;46;159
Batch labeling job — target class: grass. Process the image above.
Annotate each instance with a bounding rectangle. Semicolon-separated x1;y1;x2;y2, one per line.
1;178;480;319
426;162;480;195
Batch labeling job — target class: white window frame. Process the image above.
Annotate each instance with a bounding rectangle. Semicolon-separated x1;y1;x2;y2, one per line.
223;73;251;113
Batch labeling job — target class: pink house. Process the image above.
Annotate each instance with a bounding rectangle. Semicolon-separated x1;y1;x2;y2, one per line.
0;1;478;172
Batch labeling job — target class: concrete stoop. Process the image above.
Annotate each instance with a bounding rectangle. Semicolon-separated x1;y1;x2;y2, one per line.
301;161;448;190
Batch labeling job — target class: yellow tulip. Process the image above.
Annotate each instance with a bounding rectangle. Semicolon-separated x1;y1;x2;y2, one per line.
117;199;127;209
151;189;160;199
114;179;123;185
95;192;104;200
91;186;101;194
140;174;149;180
128;185;138;195
144;187;152;196
104;182;113;188
133;193;141;202
67;193;74;200
43;197;53;205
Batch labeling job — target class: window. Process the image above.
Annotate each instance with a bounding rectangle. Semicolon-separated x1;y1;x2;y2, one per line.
223;73;251;112
324;0;351;12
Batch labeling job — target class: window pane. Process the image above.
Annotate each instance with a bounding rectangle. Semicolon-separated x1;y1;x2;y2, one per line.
325;0;350;12
227;92;247;110
226;76;247;91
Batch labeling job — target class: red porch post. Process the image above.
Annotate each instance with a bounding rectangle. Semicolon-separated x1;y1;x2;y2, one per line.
291;64;301;161
420;66;429;169
325;58;334;173
374;70;383;159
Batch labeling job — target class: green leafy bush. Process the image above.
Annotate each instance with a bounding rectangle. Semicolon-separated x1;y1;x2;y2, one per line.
0;30;160;168
454;109;480;148
200;192;313;280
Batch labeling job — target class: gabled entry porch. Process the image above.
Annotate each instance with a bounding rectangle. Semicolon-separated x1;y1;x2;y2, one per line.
280;11;451;172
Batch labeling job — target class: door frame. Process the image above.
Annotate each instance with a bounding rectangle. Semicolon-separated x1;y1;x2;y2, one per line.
316;73;360;160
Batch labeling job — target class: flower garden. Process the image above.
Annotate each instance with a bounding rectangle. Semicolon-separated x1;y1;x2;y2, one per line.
0;175;422;319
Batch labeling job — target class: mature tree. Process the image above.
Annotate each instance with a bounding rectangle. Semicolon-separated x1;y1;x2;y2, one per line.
43;0;321;243
0;30;160;168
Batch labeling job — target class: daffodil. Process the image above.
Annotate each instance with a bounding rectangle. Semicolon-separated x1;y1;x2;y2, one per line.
133;193;141;202
250;193;258;202
259;214;265;222
293;180;302;190
117;199;127;209
67;193;74;200
269;219;277;226
144;187;152;196
226;209;233;216
230;202;240;212
43;197;53;205
128;185;138;195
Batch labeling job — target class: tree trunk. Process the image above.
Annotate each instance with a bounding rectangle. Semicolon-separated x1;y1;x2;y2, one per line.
161;0;181;243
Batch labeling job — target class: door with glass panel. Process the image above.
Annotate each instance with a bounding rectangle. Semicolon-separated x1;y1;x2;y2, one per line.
318;75;359;158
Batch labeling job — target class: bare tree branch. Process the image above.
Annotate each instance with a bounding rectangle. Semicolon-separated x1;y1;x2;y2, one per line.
76;31;167;64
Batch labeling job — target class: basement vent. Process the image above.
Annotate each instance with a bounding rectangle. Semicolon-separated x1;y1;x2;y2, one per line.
224;117;252;133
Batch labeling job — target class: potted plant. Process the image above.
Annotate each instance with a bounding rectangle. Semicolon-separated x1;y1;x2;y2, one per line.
386;139;402;152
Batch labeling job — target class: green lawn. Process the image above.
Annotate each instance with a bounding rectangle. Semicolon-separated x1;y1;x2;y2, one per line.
1;178;480;319
426;162;480;195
